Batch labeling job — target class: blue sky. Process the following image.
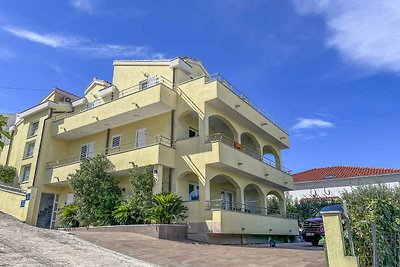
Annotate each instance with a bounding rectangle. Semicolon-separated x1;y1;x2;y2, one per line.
1;0;400;173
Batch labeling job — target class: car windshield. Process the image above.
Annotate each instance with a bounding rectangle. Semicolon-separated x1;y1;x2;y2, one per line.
314;205;343;218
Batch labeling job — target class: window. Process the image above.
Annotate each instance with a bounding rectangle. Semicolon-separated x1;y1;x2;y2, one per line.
21;165;31;183
324;174;335;180
139;76;158;90
189;127;199;138
80;142;95;160
24;142;35;158
135;128;147;148
65;193;75;205
188;182;199;201
29;122;39;137
110;135;121;149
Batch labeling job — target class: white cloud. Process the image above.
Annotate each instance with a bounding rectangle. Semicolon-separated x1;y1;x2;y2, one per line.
293;0;400;73
292;118;334;130
2;26;164;59
70;0;94;13
3;27;82;48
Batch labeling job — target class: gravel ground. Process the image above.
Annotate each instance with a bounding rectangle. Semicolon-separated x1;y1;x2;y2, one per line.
0;212;155;267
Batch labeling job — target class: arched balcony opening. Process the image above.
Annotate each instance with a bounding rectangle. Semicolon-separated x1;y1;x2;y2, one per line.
178;110;200;140
240;132;261;159
209;175;241;211
243;184;265;214
208;115;238;142
266;190;284;215
263;145;281;169
177;172;200;201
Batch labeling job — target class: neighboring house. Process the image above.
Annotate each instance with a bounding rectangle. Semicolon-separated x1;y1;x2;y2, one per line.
0;57;297;244
0;113;17;146
289;166;400;200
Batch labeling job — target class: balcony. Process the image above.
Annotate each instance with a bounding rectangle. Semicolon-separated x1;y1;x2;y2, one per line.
206;134;293;190
205;200;298;235
45;135;175;184
204;74;289;147
52;77;176;140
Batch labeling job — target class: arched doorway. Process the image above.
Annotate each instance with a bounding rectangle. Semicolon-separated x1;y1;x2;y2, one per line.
177;172;201;201
178;110;200;140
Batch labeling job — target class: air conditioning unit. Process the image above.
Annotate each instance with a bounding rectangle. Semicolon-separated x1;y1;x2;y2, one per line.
63;97;72;103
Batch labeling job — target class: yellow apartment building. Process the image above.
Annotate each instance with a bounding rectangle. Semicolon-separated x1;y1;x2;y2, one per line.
0;57;298;243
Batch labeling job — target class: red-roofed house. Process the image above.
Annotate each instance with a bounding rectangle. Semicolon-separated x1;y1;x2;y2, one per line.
287;166;400;200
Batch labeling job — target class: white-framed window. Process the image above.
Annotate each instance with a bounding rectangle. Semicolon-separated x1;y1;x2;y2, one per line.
80;142;95;160
28;121;39;137
188;182;199;201
139;76;158;90
24;142;35;158
21;165;31;183
189;127;199;138
110;135;122;149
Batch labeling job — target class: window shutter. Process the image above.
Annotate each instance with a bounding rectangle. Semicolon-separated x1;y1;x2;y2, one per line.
111;135;121;149
80;145;88;160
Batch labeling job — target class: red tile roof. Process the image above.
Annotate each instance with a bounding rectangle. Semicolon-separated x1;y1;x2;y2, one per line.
293;166;400;183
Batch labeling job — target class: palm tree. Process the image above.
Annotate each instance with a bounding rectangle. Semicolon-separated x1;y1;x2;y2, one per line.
146;192;188;224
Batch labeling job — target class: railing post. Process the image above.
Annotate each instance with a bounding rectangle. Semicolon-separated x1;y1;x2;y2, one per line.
372;222;378;267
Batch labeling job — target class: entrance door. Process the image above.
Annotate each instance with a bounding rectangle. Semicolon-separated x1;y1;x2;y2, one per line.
37;193;55;229
135;128;147;148
221;190;233;210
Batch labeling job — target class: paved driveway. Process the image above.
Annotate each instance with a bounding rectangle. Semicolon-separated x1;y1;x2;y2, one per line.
0;213;152;267
74;231;326;267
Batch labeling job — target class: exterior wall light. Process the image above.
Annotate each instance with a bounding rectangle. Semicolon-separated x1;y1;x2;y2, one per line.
261;122;268;126
238;162;243;166
235;104;241;108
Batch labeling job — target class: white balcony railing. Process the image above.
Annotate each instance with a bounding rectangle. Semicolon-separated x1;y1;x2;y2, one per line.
53;76;174;122
205;73;288;134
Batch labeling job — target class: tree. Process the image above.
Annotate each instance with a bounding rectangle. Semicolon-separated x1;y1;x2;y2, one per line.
68;154;121;226
146;192;188;224
127;164;155;223
0;115;11;149
0;165;17;184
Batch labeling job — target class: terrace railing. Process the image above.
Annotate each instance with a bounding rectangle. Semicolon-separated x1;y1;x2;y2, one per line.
205;199;296;219
207;133;291;174
53;76;174;122
205;73;288;135
46;135;173;169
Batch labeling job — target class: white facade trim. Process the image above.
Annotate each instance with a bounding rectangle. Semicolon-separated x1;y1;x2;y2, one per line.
19;101;58;119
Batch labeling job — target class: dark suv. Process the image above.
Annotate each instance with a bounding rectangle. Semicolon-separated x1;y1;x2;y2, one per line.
301;204;343;246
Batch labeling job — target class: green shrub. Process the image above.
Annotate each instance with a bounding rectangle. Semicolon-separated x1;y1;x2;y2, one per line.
342;184;400;267
0;165;17;184
112;203;139;225
68;154;121;226
146;192;188;224
59;204;79;228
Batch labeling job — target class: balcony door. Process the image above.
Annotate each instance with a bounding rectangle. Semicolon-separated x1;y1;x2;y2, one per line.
135;128;147;148
221;190;234;210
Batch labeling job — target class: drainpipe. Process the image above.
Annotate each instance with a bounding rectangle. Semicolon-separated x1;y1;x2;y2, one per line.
105;129;110;155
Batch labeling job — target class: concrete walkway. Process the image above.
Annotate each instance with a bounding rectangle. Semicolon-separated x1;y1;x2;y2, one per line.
74;231;326;267
0;213;153;267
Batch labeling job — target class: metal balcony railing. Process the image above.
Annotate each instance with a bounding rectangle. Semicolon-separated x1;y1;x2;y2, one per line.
207;133;291;174
46;135;173;169
53;76;174;122
205;73;288;135
205;199;296;219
